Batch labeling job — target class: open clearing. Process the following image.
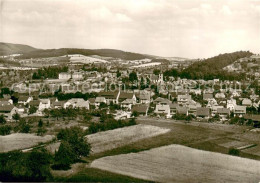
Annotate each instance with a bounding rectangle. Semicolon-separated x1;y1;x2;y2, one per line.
91;144;260;183
0;133;54;152
86;124;170;154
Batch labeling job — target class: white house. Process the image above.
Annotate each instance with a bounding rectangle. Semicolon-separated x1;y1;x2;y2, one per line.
227;99;237;112
64;98;89;109
39;99;51;111
154;104;171;118
59;72;71;80
72;72;84;80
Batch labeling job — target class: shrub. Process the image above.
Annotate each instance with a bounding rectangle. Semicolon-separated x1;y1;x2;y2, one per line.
0;125;12;135
228;148;240;156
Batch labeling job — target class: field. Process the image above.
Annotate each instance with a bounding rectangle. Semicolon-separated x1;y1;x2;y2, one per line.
91;144;260;183
51;117;260;182
86;124;170;154
0;133;54;152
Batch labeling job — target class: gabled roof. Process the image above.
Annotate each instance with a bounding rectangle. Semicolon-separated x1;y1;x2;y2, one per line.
196;107;210;116
95;97;106;103
132;104;149;113
177;94;191;101
176;106;188;114
169;103;178;109
0;101;10;106
203;93;214;100
0;104;15;112
121;99;134;104
242;98;252;105
40;99;50;104
244;114;260;122
29;100;40;106
18;96;30;102
217;108;230;114
99;91;119;99
52;101;65;107
153;97;172;104
88;98;96;104
119;92;134;100
234;105;246;113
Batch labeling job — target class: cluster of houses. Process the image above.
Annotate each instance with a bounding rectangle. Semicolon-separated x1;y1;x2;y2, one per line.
0;85;259;123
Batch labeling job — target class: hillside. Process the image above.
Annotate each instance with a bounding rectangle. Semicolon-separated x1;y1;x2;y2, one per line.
0;42;38;56
17;48;155;60
181;51;253;80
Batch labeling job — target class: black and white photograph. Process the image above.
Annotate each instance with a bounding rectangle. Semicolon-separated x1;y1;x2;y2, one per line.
0;0;260;182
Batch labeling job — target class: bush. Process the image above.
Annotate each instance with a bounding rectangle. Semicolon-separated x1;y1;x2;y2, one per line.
54;127;91;169
0;114;6;124
0;149;53;182
228;148;240;156
0;125;12;135
88;118;136;134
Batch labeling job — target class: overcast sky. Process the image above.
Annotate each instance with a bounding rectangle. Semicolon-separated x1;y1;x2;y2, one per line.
0;0;260;58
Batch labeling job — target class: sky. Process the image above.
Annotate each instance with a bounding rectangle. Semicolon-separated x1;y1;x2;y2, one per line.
0;0;260;58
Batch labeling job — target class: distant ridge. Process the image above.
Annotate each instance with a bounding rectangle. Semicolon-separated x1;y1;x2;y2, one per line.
0;42;38;55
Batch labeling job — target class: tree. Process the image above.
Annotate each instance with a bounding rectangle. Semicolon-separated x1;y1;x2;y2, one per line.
12;113;20;122
0;114;6;124
116;70;121;78
38;119;43;128
131;111;139;117
54;127;91;169
29;106;37;114
129;71;138;83
53;141;76;170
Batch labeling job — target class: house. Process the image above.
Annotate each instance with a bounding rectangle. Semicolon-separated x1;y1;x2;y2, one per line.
0;104;19;120
153;97;172;105
59;72;71;80
212;105;224;116
64;98;90;109
177;94;191;106
52;101;65;109
136;93;150;104
72;72;83;80
0;98;13;105
132;104;149;116
118;92;136;103
154;104;171;118
95;97;107;108
99;91;120;104
176;106;188;116
88;98;96;107
114;111;131;120
215;93;225;99
188;104;200;116
217;108;230;120
244;114;260;127
242;98;252;107
234;105;246;117
203;93;214;101
169;103;178;115
17;104;26;114
18;96;33;105
121;99;135;110
29;100;40;109
227;99;237;111
196;107;210;120
39;99;51;111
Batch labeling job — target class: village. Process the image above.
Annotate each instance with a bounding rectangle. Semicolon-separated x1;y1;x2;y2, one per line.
0;54;259;126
